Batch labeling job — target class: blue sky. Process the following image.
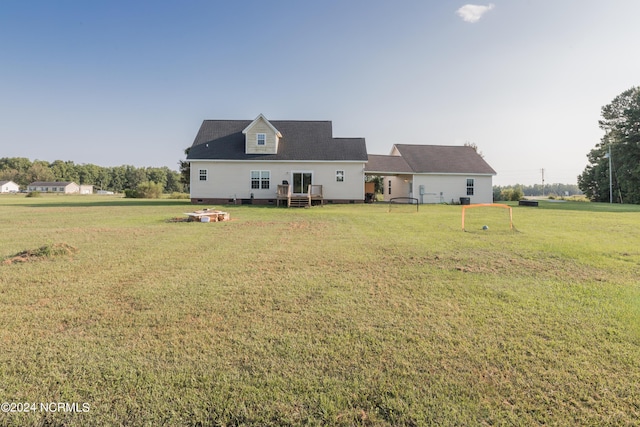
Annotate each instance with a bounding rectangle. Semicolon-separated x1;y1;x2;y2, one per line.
2;1;639;185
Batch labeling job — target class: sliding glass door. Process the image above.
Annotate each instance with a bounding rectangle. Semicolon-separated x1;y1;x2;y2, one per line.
292;172;312;194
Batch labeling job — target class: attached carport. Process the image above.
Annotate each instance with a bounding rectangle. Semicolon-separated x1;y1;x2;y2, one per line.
365;154;416;202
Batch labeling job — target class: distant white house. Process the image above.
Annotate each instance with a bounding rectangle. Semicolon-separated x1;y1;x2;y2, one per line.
365;144;497;204
0;180;19;193
28;181;79;193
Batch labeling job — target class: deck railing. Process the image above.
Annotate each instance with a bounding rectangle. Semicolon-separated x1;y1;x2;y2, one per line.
308;185;323;206
276;184;323;207
276;184;291;207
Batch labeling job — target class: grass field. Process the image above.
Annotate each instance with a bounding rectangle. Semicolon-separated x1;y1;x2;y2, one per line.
0;195;639;426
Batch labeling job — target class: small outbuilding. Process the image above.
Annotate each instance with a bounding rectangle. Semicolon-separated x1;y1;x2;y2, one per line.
0;180;20;193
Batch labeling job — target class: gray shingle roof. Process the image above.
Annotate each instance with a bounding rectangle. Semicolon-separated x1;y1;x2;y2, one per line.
366;145;496;175
28;181;75;186
187;120;368;161
365;154;413;174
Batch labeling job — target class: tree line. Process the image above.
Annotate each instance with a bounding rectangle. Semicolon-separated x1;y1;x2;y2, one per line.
493;183;582;201
0;157;186;193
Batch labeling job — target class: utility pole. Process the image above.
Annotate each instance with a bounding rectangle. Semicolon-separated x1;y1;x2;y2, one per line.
607;145;613;204
541;168;545;197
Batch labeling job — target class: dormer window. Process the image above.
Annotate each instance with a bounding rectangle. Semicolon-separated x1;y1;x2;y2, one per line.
242;114;282;154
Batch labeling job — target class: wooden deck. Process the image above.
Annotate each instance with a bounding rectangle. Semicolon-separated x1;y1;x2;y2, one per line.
277;184;323;207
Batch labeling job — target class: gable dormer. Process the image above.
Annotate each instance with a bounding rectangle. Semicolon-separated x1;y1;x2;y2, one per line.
242;114;282;154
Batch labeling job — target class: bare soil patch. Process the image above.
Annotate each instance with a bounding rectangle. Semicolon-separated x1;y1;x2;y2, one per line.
2;243;77;265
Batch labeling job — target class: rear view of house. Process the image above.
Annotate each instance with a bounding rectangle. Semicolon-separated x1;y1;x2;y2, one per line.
187;114;368;205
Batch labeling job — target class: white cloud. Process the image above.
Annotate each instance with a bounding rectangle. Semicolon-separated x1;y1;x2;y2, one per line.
456;3;495;23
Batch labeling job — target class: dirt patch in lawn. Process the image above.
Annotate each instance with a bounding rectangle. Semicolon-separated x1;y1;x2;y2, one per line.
2;243;78;265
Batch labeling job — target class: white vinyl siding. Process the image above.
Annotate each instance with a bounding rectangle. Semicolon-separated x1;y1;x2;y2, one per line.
189;161;365;201
381;175;492;204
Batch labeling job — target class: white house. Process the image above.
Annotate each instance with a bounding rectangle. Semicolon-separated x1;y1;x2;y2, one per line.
28;181;81;194
0;180;20;193
187;114;368;205
365;144;496;204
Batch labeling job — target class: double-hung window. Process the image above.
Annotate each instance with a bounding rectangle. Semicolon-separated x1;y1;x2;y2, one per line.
199;169;208;181
466;178;475;196
257;133;266;146
251;170;270;189
336;170;345;182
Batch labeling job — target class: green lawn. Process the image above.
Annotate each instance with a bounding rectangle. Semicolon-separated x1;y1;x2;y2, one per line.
0;195;639;426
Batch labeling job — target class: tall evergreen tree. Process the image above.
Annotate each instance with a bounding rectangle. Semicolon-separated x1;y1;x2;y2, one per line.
579;86;640;203
179;147;190;191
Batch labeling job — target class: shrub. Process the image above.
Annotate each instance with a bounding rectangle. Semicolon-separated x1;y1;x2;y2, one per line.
26;191;41;198
511;187;524;201
124;182;164;199
561;195;590;202
137;182;163;199
498;187;524;201
498;189;510;201
124;189;139;198
168;192;190;199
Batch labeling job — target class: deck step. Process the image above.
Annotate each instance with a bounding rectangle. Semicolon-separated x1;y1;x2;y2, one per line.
288;198;309;207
